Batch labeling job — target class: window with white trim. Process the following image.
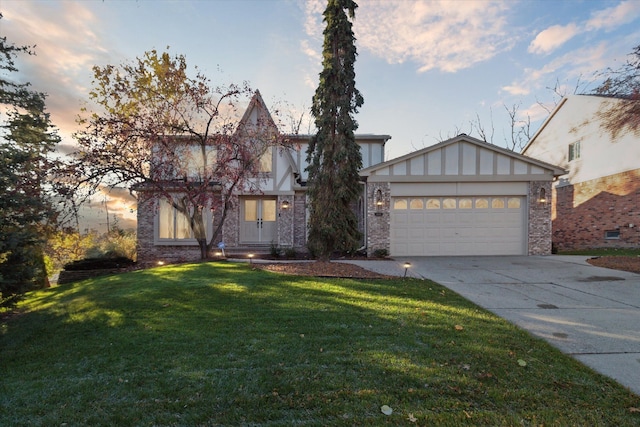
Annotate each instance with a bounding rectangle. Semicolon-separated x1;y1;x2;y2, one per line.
157;199;213;243
159;199;193;239
568;141;581;162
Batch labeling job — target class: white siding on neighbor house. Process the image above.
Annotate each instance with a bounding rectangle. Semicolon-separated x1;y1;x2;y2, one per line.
523;95;638;185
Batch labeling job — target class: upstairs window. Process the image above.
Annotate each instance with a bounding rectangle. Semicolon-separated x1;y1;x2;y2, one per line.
258;146;272;173
568;141;581;162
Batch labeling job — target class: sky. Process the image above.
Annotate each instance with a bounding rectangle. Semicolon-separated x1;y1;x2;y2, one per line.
2;0;640;232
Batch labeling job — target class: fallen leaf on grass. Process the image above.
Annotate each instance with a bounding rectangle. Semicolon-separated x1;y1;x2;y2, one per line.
517;359;527;367
454;325;464;331
380;405;393;415
408;413;417;422
630;407;640;413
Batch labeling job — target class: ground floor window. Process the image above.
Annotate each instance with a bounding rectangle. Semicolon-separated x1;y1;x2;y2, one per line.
159;199;193;239
157;198;213;243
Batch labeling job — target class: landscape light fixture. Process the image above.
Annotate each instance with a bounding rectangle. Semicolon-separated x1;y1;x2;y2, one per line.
248;253;254;265
403;262;411;279
157;260;165;266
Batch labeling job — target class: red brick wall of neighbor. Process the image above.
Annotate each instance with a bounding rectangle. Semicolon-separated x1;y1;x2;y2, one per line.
552;169;640;251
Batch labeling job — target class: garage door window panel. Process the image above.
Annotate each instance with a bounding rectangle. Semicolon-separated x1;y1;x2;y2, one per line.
443;198;456;209
459;198;472;209
475;198;488;208
410;198;424;209
426;199;440;209
394;199;408;210
492;198;505;209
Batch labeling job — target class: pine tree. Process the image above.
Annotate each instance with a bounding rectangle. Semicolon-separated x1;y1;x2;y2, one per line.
1;14;60;307
306;0;364;260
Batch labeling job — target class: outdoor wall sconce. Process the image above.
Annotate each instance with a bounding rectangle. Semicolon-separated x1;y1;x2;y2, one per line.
403;262;411;279
281;200;290;210
374;189;384;216
538;188;547;204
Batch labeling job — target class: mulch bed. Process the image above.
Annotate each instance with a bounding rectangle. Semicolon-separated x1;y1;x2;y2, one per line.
587;256;640;274
251;261;393;279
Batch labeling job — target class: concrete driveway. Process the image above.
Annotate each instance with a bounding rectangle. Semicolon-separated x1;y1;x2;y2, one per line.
343;255;640;396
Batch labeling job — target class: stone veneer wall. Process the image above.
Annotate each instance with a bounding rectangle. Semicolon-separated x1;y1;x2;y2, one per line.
222;195;239;248
366;182;391;257
277;195;294;247
553;169;640;251
292;193;307;250
528;181;552;255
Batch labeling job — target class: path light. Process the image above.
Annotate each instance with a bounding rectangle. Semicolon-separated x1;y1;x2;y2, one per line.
403;262;411;279
157;260;165;266
248;253;254;265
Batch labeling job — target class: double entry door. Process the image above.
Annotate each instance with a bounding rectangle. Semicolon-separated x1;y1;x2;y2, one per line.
240;198;277;243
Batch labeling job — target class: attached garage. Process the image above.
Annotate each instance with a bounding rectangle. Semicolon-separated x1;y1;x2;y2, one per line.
363;135;566;257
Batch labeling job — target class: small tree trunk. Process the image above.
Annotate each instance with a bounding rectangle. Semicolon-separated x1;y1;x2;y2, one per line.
197;238;208;260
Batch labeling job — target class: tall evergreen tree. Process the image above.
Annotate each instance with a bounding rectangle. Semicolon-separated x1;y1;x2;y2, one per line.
306;0;364;260
1;14;60;307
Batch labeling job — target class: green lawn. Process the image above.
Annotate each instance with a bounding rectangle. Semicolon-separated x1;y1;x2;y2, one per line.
1;262;639;426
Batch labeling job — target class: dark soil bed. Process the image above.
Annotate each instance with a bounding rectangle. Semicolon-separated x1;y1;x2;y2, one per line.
587;256;640;274
251;261;393;279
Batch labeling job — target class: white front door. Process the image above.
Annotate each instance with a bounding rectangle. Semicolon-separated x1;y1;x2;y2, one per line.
240;198;277;243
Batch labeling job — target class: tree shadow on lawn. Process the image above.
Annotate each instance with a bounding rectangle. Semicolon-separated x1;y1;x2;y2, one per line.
2;262;639;425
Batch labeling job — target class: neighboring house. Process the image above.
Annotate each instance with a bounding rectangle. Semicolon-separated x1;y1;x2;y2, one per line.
522;94;640;251
136;92;564;263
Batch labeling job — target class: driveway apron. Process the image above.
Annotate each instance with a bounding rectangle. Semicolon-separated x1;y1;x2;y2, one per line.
342;255;640;396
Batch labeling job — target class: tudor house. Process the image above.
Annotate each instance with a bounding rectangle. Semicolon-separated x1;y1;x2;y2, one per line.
136;91;565;263
522;94;639;251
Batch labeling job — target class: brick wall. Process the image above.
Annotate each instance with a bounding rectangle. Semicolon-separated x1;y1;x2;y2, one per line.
366;182;391;257
553;169;640;251
528;181;552;255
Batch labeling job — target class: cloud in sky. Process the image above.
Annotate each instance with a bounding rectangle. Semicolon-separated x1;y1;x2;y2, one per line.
586;0;640;31
504;42;612;97
528;23;580;55
3;1;111;135
529;0;640;55
304;0;514;73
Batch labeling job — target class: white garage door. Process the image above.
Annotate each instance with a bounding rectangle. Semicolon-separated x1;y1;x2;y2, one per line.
391;196;526;256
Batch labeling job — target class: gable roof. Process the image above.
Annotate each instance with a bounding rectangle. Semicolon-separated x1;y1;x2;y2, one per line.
237;90;279;134
362;134;566;182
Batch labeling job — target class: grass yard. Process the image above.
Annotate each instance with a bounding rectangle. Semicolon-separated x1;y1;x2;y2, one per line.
1;262;639;426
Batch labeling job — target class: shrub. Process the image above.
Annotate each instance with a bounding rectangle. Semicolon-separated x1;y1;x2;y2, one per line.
373;248;389;258
269;243;282;258
63;256;135;271
284;247;297;259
